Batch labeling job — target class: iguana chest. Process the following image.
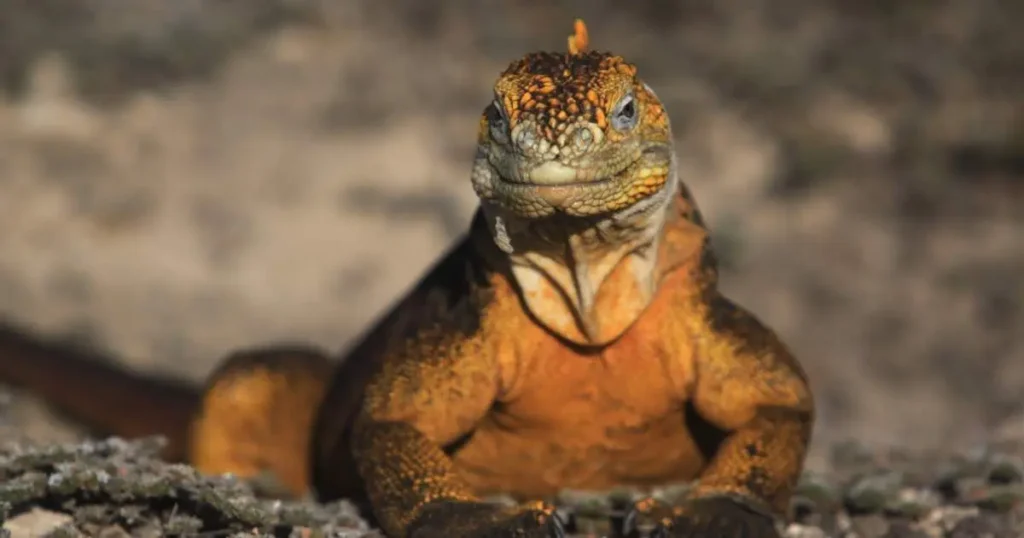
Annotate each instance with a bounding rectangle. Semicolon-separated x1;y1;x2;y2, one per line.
450;279;707;499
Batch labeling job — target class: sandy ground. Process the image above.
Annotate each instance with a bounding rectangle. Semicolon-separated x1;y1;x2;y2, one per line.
0;0;1022;472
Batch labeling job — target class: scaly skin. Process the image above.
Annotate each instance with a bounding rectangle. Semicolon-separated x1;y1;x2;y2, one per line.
0;20;814;538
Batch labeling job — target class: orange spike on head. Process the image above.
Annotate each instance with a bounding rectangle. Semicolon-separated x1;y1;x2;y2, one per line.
567;18;589;55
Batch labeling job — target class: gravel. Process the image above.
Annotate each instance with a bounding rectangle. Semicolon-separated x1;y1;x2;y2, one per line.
1;436;1021;537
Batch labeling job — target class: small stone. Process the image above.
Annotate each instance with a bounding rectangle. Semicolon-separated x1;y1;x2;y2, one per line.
969;483;1024;512
919;505;979;535
881;519;929;538
884;487;941;519
783;523;826;538
2;507;74;537
987;454;1024;485
92;526;133;538
844;471;905;514
849;513;891;538
791;471;842;530
790;495;821;525
947;515;1015;538
41;524;85;538
938;474;991;505
795;471;842;510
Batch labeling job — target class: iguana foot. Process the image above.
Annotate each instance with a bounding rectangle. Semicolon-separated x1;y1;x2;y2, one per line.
625;496;779;538
407;499;565;538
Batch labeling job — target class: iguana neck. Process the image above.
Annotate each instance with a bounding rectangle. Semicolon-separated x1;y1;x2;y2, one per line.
478;165;709;347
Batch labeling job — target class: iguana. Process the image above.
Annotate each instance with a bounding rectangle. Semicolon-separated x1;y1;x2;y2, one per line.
0;20;814;538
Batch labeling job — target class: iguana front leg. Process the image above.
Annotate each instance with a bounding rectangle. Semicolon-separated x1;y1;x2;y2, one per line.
633;292;814;538
352;419;562;538
349;327;563;538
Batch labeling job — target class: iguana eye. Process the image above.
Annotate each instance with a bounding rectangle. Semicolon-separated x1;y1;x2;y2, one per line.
610;93;638;131
488;100;510;143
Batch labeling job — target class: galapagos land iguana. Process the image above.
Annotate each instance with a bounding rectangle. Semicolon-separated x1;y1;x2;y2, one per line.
0;20;815;538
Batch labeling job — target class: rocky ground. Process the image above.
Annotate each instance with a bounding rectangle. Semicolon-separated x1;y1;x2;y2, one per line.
0;0;1022;536
1;435;1022;537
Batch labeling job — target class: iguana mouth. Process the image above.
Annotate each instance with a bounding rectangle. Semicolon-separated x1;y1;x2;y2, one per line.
495;179;617;211
496;167;623;191
475;147;671;219
500;159;630;188
492;157;642;210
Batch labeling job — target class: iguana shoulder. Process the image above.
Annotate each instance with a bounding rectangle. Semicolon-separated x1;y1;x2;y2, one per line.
308;209;514;504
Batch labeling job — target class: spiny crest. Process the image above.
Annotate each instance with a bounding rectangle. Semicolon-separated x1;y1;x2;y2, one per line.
567;18;589;54
494;19;639;140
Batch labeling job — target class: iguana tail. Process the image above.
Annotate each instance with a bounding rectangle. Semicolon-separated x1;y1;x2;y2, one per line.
0;320;335;499
0;320;200;461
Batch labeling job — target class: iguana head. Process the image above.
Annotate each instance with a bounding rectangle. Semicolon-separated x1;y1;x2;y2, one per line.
471;19;675;223
469;21;700;346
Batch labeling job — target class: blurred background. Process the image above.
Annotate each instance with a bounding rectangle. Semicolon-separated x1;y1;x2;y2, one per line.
0;0;1021;469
